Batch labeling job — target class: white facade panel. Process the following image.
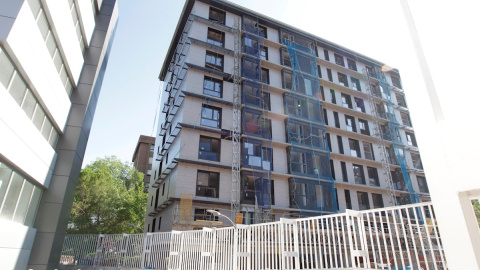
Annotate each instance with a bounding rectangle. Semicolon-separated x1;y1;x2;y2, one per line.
76;0;95;45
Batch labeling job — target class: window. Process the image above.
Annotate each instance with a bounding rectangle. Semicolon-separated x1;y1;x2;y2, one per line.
334;53;344;66
323;49;330;61
417;176;429;193
327;68;333;82
207;28;224;47
203;76;223;97
286;120;326;149
330;89;336;104
354;97;366;113
337;72;349;87
352;164;365;185
289;148;330;178
367;167;379;186
341;162;348;182
349;139;361;158
333;112;340;128
243;140;273;170
280;49;291;67
358;119;370;135
198;136;220;161
372;193;384;208
284;95;322;122
345;190;352;209
401;112;412;126
282;70;292;89
289;180;334;211
244;110;272;139
244;57;260;80
270;180;275;205
391;75;402;89
330;160;335;180
326;133;331;151
152;218;156;232
320;86;325;101
195;208;219;221
323;108;328;125
396;93;406;107
337;135;344;154
341;93;353;109
411;153;423;170
243;82;270;110
205;51;224;71
244;35;259;56
259;25;267;38
406;132;417;147
392;170;406;191
363;142;375;161
260;46;268;60
209;7;225;24
350;77;361;91
261;68;269;84
201;105;221;128
357;191;370;210
162;183;166;196
196;171;220;198
345;115;356;132
317;65;322;78
347;58;357;71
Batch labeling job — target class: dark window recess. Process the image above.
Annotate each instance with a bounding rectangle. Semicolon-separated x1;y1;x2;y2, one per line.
288;148;331;178
158;217;162;230
341;162;348;182
358;119;370;135
406;132;417;147
324;49;330;61
349;139;361;158
334;53;345;66
401;112;412;127
209;7;225;24
417;176;429;193
201;105;221;128
351;77;361;91
243;109;272;139
353;164;365;185
341;93;353;109
203;76;222;97
259;25;267;38
282;70;292;90
241;174;271;207
330;89;336;104
337;135;344;154
270;180;275;205
396;93;407;107
196;171;220;198
280;49;291;67
243;57;260;80
152;219;156;232
244;35;259;56
155;188;159;208
363;142;375;161
281;70;319;97
198;136;220;161
260;46;268;61
261;68;269;84
392;169;407;191
345;115;356;132
391;75;402;89
345;190;352;209
207;28;225;47
320;86;325;101
347;58;357;71
357;191;370;210
289;180;335;211
326;133;331;151
323;109;328;125
317;65;322;78
243;82;270;110
194;208;219;221
372;193;384;208
242;139;273;170
284;95;323;122
327;68;333;82
286;120;326;150
205;51;224;71
367;167;380;186
337;72;349;87
162;183;165;196
354;97;366;113
330;160;335;180
411;153;423;170
334;112;340;128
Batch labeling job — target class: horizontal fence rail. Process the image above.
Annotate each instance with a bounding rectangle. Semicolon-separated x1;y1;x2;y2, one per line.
60;202;446;270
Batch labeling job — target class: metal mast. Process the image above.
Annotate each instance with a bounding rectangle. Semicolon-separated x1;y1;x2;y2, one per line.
231;17;242;218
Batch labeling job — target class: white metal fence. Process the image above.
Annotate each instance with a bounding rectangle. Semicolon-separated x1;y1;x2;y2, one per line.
60;202;446;269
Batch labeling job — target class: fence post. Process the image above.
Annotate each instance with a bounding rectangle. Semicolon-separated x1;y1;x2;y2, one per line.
93;234;105;268
346;209;370;268
141;233;152;269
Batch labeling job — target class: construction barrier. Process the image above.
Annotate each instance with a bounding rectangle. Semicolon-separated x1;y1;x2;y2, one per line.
59;202;446;269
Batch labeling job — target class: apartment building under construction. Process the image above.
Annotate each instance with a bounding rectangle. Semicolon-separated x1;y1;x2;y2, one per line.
145;0;429;232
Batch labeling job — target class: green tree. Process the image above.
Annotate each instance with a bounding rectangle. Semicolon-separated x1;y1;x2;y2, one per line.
472;199;480;227
68;156;147;234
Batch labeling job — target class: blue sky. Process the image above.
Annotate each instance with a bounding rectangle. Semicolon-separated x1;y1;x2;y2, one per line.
83;0;422;166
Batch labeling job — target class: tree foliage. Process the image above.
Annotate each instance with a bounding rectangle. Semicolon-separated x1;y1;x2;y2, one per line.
68;156;147;234
472;199;480;227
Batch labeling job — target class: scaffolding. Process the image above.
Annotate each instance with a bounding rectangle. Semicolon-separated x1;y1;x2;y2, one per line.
364;67;419;205
282;30;337;217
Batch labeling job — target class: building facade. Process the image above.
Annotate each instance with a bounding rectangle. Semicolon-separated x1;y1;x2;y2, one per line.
146;0;429;232
0;0;118;269
132;135;155;192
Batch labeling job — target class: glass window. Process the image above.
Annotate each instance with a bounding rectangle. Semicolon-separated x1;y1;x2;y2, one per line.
391;75;402;89
243;57;260;80
280;49;291;67
357;191;370;210
396;93;406;107
327;68;333;82
363;142;375;161
198;136;220;161
341;162;348;182
21;90;37;119
350;77;361;91
196;171;219;198
333;111;340;128
353;164;365;184
406;132;417;147
209;7;225;24
344;190;352;209
347;58;357;71
367;167;379;186
261;68;269;84
354;97;366;113
337;135;344;154
330;89;336;104
243;82;270;110
341;93;352;109
205;51;224;71
0;48;15;88
203;76;223;97
258;25;267;38
9;74;27;106
372;193;384;208
358;119;370;135
323;49;330;61
0;172;24;219
207;28;224;47
349;139;361;158
411;153;423;170
194;208;218;221
260;46;268;61
337;72;349;87
345;115;356;132
401;112;412;126
282;70;292;89
417;176;429;193
201;105;221;128
334;53;344;66
243;110;272;139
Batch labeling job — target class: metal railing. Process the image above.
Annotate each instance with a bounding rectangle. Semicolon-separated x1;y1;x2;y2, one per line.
60;202;446;269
